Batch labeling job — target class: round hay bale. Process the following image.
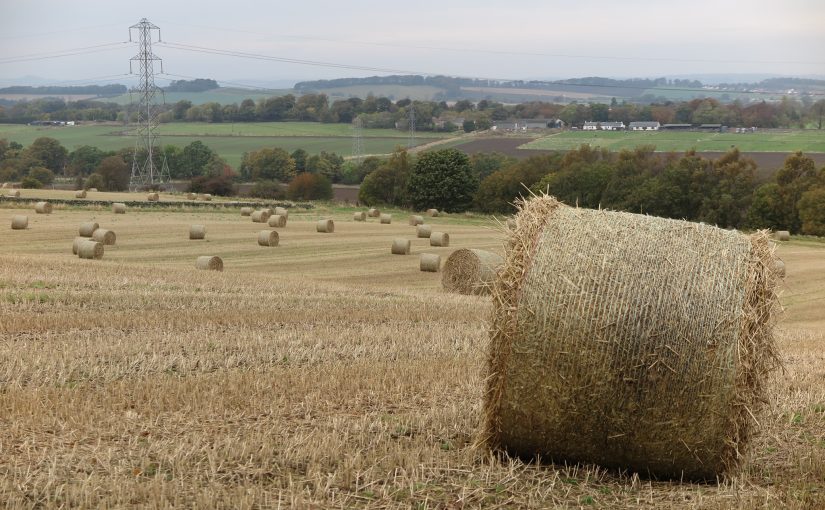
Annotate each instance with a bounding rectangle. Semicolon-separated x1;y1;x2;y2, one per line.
274;206;288;219
391;238;411;255
353;211;367;222
240;207;253;216
430;231;450;247
112;203;126;214
75;190;87;199
416;224;432;238
8;190;20;197
189;224;206;240
316;219;334;233
262;208;274;215
203;193;212;201
420;253;441;272
409;215;424;226
147;192;159;202
91;228;116;246
78;221;99;237
187;192;197;200
88;188;98;192
774;259;786;278
380;213;392;224
426;208;439;217
368;208;380;218
442;249;503;295
251;210;271;223
268;214;287;228
196;255;223;271
482;195;780;481
775;230;790;241
257;230;279;247
77;240;104;260
72;236;86;255
11;215;28;229
34;201;52;214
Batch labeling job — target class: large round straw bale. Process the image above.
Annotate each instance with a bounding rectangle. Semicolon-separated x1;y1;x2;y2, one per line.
409;215;424;226
368;208;380;217
775;230;790;241
147;192;159;202
391;238;411;255
251;210;271;223
257;230;279;247
189;224;206;240
77;240;104;259
11;215;28;229
34;201;52;214
187;192;197;200
426;208;439;217
483;195;780;481
316;219;334;233
353;211;366;221
91;228;116;245
75;190;87;199
420;253;441;272
72;236;86;255
274;206;288;218
112;203;126;214
78;221;99;237
442;249;503;295
380;213;392;224
8;190;20;197
416;224;432;238
196;255;223;271
430;231;450;247
240;207;253;216
268;214;286;228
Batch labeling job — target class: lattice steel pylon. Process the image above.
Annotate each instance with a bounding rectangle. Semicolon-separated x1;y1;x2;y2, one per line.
351;116;364;164
407;103;416;148
128;18;171;191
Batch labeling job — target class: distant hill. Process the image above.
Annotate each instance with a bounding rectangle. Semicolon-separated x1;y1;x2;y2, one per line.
0;84;126;96
164;78;219;93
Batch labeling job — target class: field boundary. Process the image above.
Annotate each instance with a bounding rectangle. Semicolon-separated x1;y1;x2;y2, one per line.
0;196;313;210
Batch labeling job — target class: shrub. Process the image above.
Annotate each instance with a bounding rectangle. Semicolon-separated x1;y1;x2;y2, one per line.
358;149;411;206
407;148;477;213
287;173;332;200
474;155;557;213
84;173;104;190
28;166;55;185
798;186;825;236
188;174;236;196
20;176;43;188
248;180;285;199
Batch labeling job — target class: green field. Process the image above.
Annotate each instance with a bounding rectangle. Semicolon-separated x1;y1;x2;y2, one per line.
522;129;825;153
103;87;293;106
313;84;447;101
0;122;450;168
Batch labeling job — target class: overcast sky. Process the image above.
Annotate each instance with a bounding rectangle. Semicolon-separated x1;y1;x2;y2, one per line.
1;0;823;87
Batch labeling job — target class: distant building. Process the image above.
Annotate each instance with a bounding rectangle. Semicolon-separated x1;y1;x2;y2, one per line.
491;121;518;131
600;121;625;131
629;121;660;131
698;123;723;132
583;121;599;131
661;123;693;130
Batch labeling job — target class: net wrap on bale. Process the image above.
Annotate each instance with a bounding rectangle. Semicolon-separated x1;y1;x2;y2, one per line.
482;195;780;481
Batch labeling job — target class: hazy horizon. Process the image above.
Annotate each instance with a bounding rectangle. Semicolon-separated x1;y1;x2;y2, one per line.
2;0;823;88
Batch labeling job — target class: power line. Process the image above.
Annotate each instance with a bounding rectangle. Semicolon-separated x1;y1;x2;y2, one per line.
0;22;129;40
0;42;129;64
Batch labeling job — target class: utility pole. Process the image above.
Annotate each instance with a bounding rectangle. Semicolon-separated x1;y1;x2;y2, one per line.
128;18;171;191
352;115;364;164
408;102;416;148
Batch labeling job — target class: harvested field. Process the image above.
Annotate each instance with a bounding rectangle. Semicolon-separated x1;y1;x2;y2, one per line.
0;199;823;508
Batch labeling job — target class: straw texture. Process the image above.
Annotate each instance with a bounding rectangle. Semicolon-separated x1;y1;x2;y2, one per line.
196;256;223;271
147;192;159;202
72;237;86;255
776;231;790;241
11;215;28;229
368;208;380;218
189;225;207;240
257;230;279;247
187;193;197;200
442;249;503;295
391;238;411;255
316;219;334;233
75;190;87;198
78;222;99;237
251;210;271;223
409;215;424;226
92;229;116;246
240;207;253;216
482;195;781;481
112;203;126;214
430;232;450;247
275;207;288;219
77;240;104;260
268;214;287;228
416;225;432;238
7;190;20;197
420;253;441;272
426;208;439;217
34;201;52;214
380;214;392;224
353;211;367;222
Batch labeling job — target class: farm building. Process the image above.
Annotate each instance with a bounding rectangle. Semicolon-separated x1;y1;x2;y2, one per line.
583;121;625;131
583;121;599;131
629;121;660;131
661;123;693;130
698;123;724;132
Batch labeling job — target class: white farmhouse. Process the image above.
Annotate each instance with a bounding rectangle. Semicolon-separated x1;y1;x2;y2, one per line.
629;121;660;131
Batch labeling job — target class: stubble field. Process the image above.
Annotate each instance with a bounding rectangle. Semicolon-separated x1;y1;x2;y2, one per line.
0;192;823;508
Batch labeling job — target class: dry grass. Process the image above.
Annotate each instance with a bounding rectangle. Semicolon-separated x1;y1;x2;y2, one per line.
0;202;822;508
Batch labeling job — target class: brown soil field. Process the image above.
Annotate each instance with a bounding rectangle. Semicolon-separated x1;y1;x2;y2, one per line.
456;137;825;177
0;194;823;508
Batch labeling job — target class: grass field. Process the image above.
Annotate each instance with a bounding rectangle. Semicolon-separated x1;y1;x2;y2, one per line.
522;129;825;153
0;122;449;168
0;191;823;508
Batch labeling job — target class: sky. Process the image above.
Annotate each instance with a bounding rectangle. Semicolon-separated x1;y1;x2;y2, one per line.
1;0;823;88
